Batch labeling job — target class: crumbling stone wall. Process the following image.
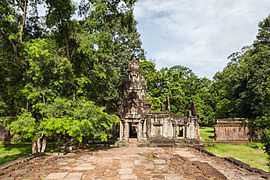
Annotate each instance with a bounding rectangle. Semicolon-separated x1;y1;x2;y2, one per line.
144;111;200;140
214;118;249;142
146;112;174;138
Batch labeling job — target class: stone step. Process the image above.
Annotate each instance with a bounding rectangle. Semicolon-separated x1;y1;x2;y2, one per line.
128;138;138;147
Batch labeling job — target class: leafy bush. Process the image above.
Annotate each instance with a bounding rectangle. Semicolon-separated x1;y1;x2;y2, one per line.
262;129;270;157
9;97;119;152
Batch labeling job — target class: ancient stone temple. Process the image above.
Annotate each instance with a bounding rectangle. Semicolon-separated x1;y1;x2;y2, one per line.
214;118;249;142
119;59;200;143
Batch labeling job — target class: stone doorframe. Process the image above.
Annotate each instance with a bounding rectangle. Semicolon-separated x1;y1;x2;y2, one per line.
119;119;146;142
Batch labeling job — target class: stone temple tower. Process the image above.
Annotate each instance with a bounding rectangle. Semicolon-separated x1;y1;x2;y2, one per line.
119;59;200;143
119;59;150;142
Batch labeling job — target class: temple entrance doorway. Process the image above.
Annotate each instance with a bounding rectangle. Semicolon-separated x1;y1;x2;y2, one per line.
177;126;184;138
129;123;138;138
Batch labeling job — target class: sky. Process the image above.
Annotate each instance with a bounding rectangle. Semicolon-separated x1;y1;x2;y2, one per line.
133;0;270;78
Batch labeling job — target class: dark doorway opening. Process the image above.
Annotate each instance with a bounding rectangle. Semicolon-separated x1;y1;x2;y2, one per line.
129;123;137;138
178;126;184;137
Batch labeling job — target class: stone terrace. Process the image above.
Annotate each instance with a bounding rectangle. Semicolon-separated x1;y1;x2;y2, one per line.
0;143;266;180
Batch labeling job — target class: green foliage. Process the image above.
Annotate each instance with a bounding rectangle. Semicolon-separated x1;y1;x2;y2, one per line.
262;129;270;158
212;15;270;126
0;100;7;116
200;127;214;142
22;38;75;104
9;111;37;141
211;15;270;163
0;0;140;151
74;0;144;112
40;97;119;142
45;0;75;27
140;60;216;126
9;98;119;143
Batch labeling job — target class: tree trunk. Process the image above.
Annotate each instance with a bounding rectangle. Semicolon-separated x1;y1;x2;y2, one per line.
166;96;171;112
32;141;37;154
65;31;70;59
41;137;47;153
19;0;28;43
37;137;41;152
32;135;47;154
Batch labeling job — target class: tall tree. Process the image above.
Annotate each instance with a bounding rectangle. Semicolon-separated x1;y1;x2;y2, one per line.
211;16;270;157
140;60;215;125
74;0;144;112
1;0;145;153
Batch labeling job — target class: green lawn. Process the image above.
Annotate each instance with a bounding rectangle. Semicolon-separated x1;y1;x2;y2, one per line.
200;127;214;142
0;141;32;165
200;127;269;172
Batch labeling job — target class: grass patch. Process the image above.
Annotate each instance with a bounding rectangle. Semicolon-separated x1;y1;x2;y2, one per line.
200;127;214;142
200;127;270;172
0;141;32;165
206;143;269;172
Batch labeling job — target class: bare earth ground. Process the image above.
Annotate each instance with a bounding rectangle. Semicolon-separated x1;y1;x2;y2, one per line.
0;142;267;180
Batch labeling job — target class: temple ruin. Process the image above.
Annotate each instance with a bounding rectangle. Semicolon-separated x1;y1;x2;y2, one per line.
119;59;200;143
214;118;249;142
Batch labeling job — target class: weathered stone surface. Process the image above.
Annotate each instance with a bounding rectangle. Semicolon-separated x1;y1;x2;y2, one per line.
119;168;133;175
0;146;267;180
45;172;68;180
120;174;137;180
73;164;95;171
133;160;140;166
153;159;166;165
65;172;82;180
120;161;134;168
60;166;72;170
165;174;182;180
151;175;165;180
215;118;249;142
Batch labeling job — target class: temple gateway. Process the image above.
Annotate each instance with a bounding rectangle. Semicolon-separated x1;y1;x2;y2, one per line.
119;60;200;143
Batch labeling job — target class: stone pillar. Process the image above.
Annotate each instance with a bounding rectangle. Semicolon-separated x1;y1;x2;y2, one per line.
172;125;176;138
138;122;142;141
187;120;196;139
184;126;187;138
119;121;123;141
143;120;147;139
186;124;190;139
189;121;195;139
163;119;167;137
124;121;129;141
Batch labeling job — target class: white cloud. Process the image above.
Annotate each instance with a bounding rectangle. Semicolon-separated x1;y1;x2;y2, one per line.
134;0;270;78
